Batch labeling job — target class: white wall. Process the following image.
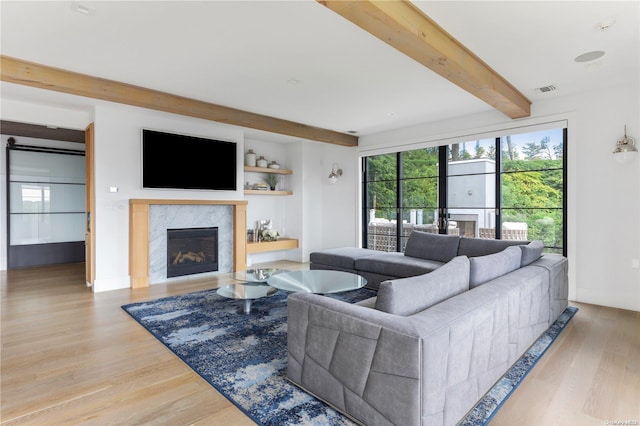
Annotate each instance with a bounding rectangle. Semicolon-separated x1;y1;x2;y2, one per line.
269;139;359;264
303;140;359;255
91;104;359;290
244;139;297;265
92;104;245;291
359;82;640;312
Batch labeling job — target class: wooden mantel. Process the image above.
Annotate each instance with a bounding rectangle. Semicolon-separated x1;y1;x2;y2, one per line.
129;199;248;288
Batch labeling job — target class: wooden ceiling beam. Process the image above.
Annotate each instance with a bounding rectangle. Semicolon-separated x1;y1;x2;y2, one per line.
0;55;358;147
318;0;531;119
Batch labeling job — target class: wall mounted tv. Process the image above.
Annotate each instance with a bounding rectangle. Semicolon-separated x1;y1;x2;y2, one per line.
142;129;237;191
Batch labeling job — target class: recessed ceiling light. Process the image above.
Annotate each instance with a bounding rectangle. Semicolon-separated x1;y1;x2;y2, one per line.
70;2;95;16
385;112;396;118
287;78;301;85
574;51;605;63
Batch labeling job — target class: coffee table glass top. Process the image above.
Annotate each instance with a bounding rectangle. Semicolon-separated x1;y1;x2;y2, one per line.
232;268;287;283
266;270;367;294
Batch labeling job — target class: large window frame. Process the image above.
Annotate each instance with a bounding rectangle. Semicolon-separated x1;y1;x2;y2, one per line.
362;128;567;256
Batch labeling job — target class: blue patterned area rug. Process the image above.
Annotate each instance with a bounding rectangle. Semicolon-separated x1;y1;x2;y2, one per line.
122;289;577;426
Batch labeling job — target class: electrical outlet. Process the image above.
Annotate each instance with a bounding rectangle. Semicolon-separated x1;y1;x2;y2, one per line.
632;259;640;269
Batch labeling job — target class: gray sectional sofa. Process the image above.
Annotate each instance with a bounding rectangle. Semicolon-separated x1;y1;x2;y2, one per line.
310;231;531;290
288;232;568;426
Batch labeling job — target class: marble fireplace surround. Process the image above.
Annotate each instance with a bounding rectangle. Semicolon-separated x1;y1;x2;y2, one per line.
129;199;247;288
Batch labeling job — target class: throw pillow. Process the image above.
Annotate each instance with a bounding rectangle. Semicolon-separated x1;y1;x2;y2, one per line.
375;255;470;316
404;231;461;263
469;245;522;288
520;240;544;267
458;237;527;257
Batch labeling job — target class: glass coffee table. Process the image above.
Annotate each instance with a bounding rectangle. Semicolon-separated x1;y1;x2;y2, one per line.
217;268;286;314
266;270;367;294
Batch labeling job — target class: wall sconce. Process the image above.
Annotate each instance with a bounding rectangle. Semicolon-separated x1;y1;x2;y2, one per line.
328;163;343;184
612;125;638;163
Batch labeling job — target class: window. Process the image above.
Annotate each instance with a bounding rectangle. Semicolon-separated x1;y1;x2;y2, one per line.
500;129;565;253
362;127;566;255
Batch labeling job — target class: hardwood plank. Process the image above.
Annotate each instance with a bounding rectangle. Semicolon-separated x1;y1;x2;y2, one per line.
491;303;640;425
318;0;531;119
0;55;358;147
0;261;303;425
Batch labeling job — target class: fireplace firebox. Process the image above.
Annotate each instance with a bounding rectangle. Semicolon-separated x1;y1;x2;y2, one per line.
167;227;218;278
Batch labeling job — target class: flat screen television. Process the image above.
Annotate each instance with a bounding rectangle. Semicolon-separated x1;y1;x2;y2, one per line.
142;129;237;191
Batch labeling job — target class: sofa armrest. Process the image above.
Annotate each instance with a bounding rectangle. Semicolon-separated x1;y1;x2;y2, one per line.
530;254;568;322
287;292;423;426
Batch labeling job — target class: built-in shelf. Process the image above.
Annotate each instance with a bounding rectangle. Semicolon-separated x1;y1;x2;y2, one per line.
244;166;292;175
246;238;299;254
244;165;293;195
244;190;293;196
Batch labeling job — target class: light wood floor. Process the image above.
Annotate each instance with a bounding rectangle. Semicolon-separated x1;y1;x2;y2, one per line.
1;263;638;425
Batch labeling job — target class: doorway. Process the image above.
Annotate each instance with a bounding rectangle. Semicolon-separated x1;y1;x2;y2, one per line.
2;120;86;269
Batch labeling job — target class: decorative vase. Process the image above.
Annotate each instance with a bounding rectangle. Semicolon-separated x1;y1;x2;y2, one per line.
256;156;268;168
268;161;280;169
245;149;257;167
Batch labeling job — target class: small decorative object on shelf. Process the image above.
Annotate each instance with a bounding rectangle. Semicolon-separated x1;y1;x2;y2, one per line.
245;149;257;167
263;174;280;190
254;219;278;242
261;228;280;241
252;182;269;191
268;161;280;169
256;156;268;168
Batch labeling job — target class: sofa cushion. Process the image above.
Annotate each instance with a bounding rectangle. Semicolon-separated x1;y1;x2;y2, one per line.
469;246;522;288
310;247;379;270
404;231;461;263
520;240;544;267
355;252;444;278
355;296;377;309
375;255;470;316
458;237;527;257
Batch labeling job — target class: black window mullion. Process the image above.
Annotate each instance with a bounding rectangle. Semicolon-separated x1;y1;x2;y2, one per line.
495;137;502;239
438;146;448;234
6;147;11;268
396;152;403;251
361;157;368;248
562;128;568;256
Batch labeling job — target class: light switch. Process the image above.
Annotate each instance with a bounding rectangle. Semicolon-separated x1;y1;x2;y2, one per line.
109;186;118;193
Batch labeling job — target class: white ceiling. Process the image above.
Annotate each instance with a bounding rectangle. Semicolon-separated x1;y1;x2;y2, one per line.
1;1;638;142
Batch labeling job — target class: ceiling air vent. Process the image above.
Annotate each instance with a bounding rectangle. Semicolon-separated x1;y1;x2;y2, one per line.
534;85;558;94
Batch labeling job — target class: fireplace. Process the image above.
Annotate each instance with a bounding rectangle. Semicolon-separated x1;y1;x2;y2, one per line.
167;227;218;278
